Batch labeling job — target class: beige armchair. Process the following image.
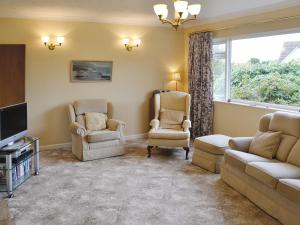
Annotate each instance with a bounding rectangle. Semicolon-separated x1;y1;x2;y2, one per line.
68;99;126;161
148;91;191;159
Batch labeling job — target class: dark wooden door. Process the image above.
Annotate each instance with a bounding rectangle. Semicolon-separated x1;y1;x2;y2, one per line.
0;44;25;108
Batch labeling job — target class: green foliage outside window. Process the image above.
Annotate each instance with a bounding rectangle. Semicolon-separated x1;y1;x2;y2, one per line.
230;59;300;106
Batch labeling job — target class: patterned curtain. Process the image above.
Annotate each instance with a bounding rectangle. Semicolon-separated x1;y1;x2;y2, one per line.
188;32;213;139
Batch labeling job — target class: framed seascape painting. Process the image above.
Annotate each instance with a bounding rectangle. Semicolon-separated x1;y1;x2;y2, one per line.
71;61;113;82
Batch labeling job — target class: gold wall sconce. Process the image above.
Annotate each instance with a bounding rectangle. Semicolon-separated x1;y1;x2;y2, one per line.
41;36;64;50
122;38;141;51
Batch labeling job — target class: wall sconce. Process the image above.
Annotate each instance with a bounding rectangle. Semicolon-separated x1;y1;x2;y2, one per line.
42;36;64;50
122;38;141;51
172;72;181;91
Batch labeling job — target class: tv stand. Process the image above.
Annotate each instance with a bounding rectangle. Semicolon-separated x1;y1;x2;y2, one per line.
0;136;39;198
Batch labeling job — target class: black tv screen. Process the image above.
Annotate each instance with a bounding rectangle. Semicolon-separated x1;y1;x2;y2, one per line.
0;103;27;147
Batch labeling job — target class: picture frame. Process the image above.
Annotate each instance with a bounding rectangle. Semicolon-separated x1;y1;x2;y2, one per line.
70;60;113;82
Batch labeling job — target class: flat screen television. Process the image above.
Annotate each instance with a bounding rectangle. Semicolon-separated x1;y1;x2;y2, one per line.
0;103;28;148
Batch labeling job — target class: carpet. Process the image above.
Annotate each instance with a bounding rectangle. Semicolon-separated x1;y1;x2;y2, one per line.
0;200;9;225
3;141;280;225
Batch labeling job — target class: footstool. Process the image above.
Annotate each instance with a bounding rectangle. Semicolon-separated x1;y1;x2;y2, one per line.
192;134;231;173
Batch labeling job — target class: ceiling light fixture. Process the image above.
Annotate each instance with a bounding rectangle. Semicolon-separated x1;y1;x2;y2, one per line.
153;0;201;30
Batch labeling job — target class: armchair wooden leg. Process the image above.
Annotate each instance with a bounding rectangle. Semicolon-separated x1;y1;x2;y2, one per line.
147;146;153;158
183;147;190;160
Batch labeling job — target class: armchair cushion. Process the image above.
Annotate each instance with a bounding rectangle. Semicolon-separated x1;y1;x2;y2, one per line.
149;128;189;140
249;131;282;159
87;130;120;143
160;108;185;129
85;112;107;132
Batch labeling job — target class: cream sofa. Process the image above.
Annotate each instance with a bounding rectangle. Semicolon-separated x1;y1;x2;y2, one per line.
148;91;191;159
221;112;300;225
68;99;126;161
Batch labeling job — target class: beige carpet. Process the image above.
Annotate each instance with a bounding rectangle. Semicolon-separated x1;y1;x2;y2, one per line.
0;200;10;225
2;141;280;225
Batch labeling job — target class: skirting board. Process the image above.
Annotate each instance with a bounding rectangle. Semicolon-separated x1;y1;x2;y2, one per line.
40;133;147;151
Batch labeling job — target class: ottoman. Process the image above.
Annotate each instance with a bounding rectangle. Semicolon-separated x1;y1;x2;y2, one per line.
192;134;231;173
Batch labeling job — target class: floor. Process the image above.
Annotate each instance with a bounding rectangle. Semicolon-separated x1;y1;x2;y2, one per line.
1;140;280;225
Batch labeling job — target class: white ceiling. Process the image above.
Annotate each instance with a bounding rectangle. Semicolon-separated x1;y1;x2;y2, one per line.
0;0;299;27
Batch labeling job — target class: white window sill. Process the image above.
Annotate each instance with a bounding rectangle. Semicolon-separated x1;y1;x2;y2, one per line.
213;99;300;113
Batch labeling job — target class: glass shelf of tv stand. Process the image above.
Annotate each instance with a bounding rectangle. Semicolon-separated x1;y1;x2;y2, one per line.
0;136;40;198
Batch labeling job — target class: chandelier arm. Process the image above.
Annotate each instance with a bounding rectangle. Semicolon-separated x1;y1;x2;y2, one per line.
180;16;197;25
160;19;176;26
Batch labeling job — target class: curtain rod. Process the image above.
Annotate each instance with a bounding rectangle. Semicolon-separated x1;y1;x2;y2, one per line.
189;14;300;33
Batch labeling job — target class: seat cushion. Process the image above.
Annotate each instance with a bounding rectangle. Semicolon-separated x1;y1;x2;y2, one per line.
249;131;282;159
194;135;231;155
245;162;300;189
87;130;120;143
224;149;275;171
148;128;189;140
277;179;300;205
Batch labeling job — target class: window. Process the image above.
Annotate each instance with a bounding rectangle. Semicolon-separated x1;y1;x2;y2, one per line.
212;43;226;100
213;32;300;110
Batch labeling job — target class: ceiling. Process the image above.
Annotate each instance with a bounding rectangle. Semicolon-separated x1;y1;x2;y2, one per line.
0;0;299;27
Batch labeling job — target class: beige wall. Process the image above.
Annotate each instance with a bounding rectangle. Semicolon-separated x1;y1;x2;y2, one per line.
213;102;275;137
0;18;184;145
184;6;300;136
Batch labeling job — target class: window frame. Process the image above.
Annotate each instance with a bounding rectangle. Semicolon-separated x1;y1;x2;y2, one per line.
212;40;228;101
213;29;300;112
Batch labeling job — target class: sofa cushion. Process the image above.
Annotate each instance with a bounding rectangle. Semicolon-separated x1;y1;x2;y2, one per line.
224;150;275;171
148;128;189;140
160;108;184;129
287;139;300;167
245;162;300;189
249;131;282;159
87;130;120;143
277;179;300;205
276;134;298;162
258;113;273;132
194;135;230;155
269;111;300;138
74;99;107;116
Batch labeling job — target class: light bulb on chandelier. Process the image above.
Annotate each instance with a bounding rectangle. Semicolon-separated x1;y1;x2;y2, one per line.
153;0;201;30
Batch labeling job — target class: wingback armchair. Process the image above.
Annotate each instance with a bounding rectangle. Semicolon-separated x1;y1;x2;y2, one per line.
68;99;126;161
148;91;191;159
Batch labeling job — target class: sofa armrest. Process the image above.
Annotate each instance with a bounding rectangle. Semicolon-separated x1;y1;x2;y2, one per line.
70;122;87;137
182;120;191;132
150;119;159;130
229;137;254;152
107;119;125;131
